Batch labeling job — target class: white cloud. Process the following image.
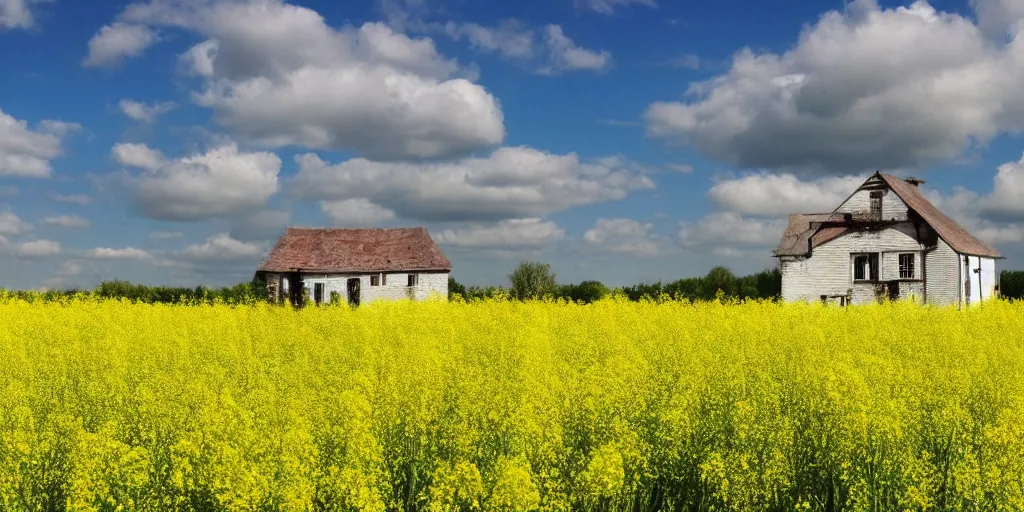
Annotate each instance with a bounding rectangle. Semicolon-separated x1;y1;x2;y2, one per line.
39;120;82;137
0;211;31;235
434;218;565;249
708;172;868;217
978;153;1024;220
0;0;41;30
0;107;75;178
291;146;654;222
85;247;151;260
178;233;266;261
119;99;176;123
83;22;157;68
91;0;505;160
149;230;183;240
584;217;664;257
41;215;90;229
8;239;61;259
667;163;693;174
116;143;280;221
645;0;1024;173
112;142;166;171
321;199;396;226
574;0;657;15
49;193;93;205
438;20;534;59
538;25;611;74
678;212;787;249
971;0;1024;37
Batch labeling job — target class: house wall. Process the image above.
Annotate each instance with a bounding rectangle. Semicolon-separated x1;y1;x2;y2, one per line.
835;185;909;221
925;239;959;306
780;224;926;305
298;271;448;306
959;255;997;307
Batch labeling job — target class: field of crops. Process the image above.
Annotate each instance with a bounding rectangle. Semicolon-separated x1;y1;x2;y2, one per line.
1;296;1023;512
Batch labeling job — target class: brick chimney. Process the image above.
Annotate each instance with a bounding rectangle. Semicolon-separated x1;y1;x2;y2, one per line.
904;177;925;187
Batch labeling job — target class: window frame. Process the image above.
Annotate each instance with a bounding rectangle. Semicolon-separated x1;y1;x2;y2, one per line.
869;191;883;221
370;274;380;287
851;252;879;282
407;273;418;287
898;253;915;279
313;282;325;305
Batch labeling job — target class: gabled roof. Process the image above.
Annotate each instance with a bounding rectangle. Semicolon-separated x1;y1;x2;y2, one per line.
774;213;846;257
877;173;1001;258
775;172;1002;259
257;227;452;273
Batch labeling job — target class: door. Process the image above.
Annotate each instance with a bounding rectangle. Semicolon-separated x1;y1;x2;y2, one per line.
887;280;900;301
286;272;303;306
346;278;360;306
313;283;325;306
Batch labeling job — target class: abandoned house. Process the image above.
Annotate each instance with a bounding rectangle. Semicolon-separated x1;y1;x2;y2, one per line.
774;172;1002;307
255;227;451;306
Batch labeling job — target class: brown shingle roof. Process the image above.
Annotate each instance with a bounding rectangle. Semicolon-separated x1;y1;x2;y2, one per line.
257;227;452;273
774;213;846;257
879;174;1001;258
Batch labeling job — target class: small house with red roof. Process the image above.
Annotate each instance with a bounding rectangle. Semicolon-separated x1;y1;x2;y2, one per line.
774;172;1002;307
255;227;451;306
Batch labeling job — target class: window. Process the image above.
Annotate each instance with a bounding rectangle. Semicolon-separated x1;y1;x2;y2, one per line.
371;274;380;286
407;273;418;287
869;191;883;221
899;253;915;279
313;283;324;305
852;253;879;282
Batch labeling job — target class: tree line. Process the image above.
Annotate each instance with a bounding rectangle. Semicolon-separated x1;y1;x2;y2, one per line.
5;266;1023;305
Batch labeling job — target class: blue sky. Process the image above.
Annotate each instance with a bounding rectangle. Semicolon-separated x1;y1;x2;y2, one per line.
2;0;1024;290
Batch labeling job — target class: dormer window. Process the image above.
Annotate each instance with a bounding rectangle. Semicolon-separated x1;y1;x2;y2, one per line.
869;191;883;221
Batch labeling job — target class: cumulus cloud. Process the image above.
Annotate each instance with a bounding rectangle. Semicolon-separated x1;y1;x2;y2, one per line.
4;239;61;259
538;25;611;74
228;209;289;242
178;233;266;261
0;107;76;178
112;142;166;171
85;247;152;260
119;99;176;123
41;215;90;229
708;172;868;216
584;217;664;257
0;211;32;235
971;0;1024;38
434;218;565;249
291;146;654;222
89;0;505;160
83;22;157;67
645;0;1024;173
0;0;43;30
49;193;93;205
437;20;534;59
574;0;656;15
114;143;280;221
678;212;787;249
321;199;396;226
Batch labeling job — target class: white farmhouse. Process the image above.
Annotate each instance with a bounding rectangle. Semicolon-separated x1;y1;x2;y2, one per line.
774;172;1002;307
255;227;451;306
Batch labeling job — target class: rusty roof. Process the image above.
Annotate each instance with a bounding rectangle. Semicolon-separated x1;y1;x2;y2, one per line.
257;227;452;273
879;173;1001;258
774;213;846;257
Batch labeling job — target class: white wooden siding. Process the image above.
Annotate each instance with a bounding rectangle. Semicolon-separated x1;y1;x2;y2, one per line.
297;271;448;305
925;239;959;306
835;185;909;221
960;256;997;306
781;224;926;305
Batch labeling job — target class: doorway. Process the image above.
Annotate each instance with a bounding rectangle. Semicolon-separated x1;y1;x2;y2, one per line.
346;278;360;306
887;280;900;301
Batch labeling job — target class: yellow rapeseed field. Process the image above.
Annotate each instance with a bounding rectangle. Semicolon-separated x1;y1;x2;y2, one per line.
1;295;1023;511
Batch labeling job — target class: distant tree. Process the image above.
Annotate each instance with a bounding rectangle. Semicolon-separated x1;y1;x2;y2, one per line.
1001;270;1024;300
509;261;557;301
561;280;609;304
702;266;737;299
448;276;467;299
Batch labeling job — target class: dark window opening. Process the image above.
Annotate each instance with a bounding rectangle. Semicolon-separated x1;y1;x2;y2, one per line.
852;253;879;282
313;283;324;305
869;191;883;221
899;253;915;279
408;274;418;287
371;274;380;286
